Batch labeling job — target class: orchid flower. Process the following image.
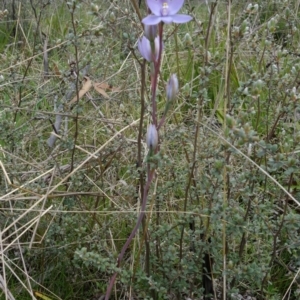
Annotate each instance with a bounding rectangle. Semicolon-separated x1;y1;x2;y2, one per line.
138;36;161;62
142;0;192;25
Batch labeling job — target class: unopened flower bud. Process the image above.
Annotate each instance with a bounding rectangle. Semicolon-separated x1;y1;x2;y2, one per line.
146;124;158;150
91;3;99;13
246;3;253;13
184;33;192;47
138;36;161;62
166;74;179;102
144;25;157;40
206;50;211;62
109;12;116;22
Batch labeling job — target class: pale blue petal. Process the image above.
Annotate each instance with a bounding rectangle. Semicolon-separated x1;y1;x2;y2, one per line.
142;15;162;25
146;0;164;16
171;14;193;24
138;37;152;61
168;0;185;15
161;16;174;24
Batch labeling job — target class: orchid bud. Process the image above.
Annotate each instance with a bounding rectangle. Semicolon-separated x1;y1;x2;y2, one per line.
144;25;157;40
166;74;179;102
138;36;161;62
153;37;160;60
146;124;158;151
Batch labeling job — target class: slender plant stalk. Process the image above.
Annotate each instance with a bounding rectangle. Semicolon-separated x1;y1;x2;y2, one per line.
138;60;152;277
13;1;47;123
204;1;218;62
179;88;204;261
150;23;164;127
267;71;300;141
230;174;256;288
105;169;155;300
260;173;293;298
130;0;142;22
105;21;165;300
67;1;81;172
222;1;232;298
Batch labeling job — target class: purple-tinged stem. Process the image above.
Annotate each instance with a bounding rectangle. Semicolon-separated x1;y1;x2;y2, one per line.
157;114;166;131
105;168;155;300
150;23;164;127
105;21;164;300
